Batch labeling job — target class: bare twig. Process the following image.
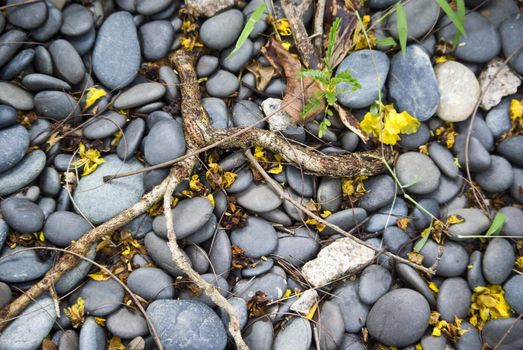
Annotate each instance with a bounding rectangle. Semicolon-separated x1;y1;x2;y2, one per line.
313;0;326;52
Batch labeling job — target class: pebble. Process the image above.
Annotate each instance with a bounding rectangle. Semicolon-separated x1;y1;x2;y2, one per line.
0;150;46;196
203;97;230;129
336;50;390;109
467;250;486;291
273;317;312;350
148;299;227;350
498;136;523;167
187;213;217;244
412;198;440;230
420;239;469;277
321;208;368;236
221;39;253;72
232;100;265;128
0;124;29;173
153;196;213;239
159;66;179;102
179;273;229;306
366;198;408;233
226;168;253;193
55;246;95;295
367;289;430;347
358;264;392;305
499;206;523;237
481;0;519;28
220;297;248;332
206;70;239;97
504;275;523;315
244;319;274;350
0;48;34;81
0;296;56;349
483;238;515;284
396;263;437;306
59;330;79;350
435;61;481;122
197;55;219;77
49;39;85;85
107;307;148;339
359;175;395;211
474;156;514;193
93;11;141;89
79;317;106;350
76;279;124;316
0;81;34;110
0;282;10;309
34;91;80;120
185;245;210;274
500;14;523;74
482;318;523;349
1;197;44;234
144;232;186;276
73;155;144;224
428;142;460;178
114;82;166;109
399;123;431;149
6;0;48;30
486;97;516;138
333;280;370;332
383;226;411;255
420;335;446;350
236;183;282;213
233;272;287;301
437;277;471;321
438;12;501;63
22;73;71;91
0;246;52;283
144;119;186;165
388;0;439;39
208;229;232;278
0;105;17;129
317;177;342;212
61;3;93;36
32;4;61;42
396;152;441;194
455;321;482;350
286;166;314;197
127;267;174;300
512;167;523;205
274;227;320;266
230;217;278;258
0;30;27;68
454;135;492;172
83;111;127;140
44;211;91;247
200;9;244;50
140;20;174;61
388;45;439;121
33;46;53;75
457;114;495;151
446;208;490;240
116;118;145;160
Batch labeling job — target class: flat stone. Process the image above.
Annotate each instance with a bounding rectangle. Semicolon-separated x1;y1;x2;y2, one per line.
114;82;166;109
221;39;253;73
79;317;106;350
498;135;523;167
34;91;80;120
117;118;145;160
396;263;437;306
203;97;230;129
455;321;482;350
200;9;244;50
153;197;213;239
0;104;17;129
144;119;186;165
144;232;186;276
55;246;95;294
0;246;53;283
219;297;248;332
0;150;46;196
499;206;523;237
83;111;127;140
22;73;72;91
137;0;172;15
322;208;368;236
197;55;219;77
61;3;94;36
232;100;265;128
0;82;34;110
76;279;124;316
1;197;44;234
206;70;239;97
483;238;515;284
454;135;492;172
178;273;229;306
126;267;173;301
6;0;47;30
428;141;460;178
285;165;314;197
44;211;91;247
482;318;523;350
274;227;320;267
233;272;287;301
187;214;218;244
230;217;278;258
273;317;312;350
359;174;396;211
388;0;439;39
358;264;392;305
207;229;232;279
244;319;274;350
500;13;523;74
0;48;34;80
420;239;469;277
437;277;471;321
49;39;85;85
31;5;62;42
236;183;282;213
474;155;514;193
185;245;210;274
396;152;441;194
446;208;490;240
140;20;174;61
0;30;27;68
0;124;29;173
106;307;148;339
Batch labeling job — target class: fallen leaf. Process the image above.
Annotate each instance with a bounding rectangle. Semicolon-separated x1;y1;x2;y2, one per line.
246;60;277;91
262;38;325;122
334;103;368;142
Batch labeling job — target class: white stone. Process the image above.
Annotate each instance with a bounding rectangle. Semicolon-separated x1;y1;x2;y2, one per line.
290;289;318;315
261;98;295;132
301;238;375;288
435;61;480;122
479;58;521;111
186;0;234;17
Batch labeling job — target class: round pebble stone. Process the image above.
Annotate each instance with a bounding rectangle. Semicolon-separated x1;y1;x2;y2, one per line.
0;245;52;283
144;232;186;276
202;97;230;129
456;114;494;151
197;55;219;77
236;183;282;213
48;39;85;85
33;46;53;75
482;238;515;285
0;124;30;173
382;226;411;256
388;0;439;40
0;48;35;81
1;197;44;234
467;250;486;290
437;277;472;322
43;211;91;247
61;3;94;37
435;61;481;122
399;123;431;149
286;166;314;197
59;330;79;350
0;29;27;68
358;264;392;305
445;208;490;240
200;9;244;50
474;155;514;193
273;227;320;267
79;317;106;350
504;275;523;315
499;206;523;237
187;213;217;244
232;100;265;128
55;246;96;295
0;82;34;111
497;135;523;167
83;111;127;140
76;279;124;316
455;321;482;350
500;14;523;74
207;229;232;278
230;217;277;258
274;317;312;350
428;142;460;178
233;272;287;301
113;82;166;109
0;282;11;309
358;174;395;211
454;135;492;173
396;152;441;194
144;119;186;165
317;177;342;212
140;20;174;61
206;70;239;97
137;0;173;15
511;167;523;205
106;307;148;339
6;0;48;30
244;319;274;350
419;239;469;277
221;39;253;72
127;267;174;301
0;105;17;129
321;207;368;236
396;263;437;306
0;150;46;196
411;198;440;230
185;245;210;274
219;297;248;332
147;299;227;350
226;168;253;194
423;175;462;204
332;280;370;333
22;73;71;92
117;117;146;160
318;301;345;350
482;318;523;349
178;274;229;306
34;91;80;120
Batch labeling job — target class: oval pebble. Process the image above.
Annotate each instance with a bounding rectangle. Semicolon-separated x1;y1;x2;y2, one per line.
437;277;471;321
200;10;244;50
483;238;515;284
144;119;186;165
230;217;278;258
44;211;91;247
153;197;213;239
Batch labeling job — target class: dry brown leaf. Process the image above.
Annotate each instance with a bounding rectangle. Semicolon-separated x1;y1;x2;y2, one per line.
246;61;278;91
42;339;58;350
261;38;325;122
325;0;360;68
334;103;368;142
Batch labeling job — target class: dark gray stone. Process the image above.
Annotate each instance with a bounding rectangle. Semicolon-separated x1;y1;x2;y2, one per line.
359;174;395;211
322;208;367;236
34;91;80;120
498;136;523;166
411;198;440;230
318;301;344;350
0;124;29;173
499;206;523;237
399;123;431;149
107;307;148;339
61;3;93;36
233;272;287;301
0;105;17;129
244;319;273;350
207;228;231;278
76;279;124;316
144;119;186;165
114;82;166;109
482;318;523;350
1;197;44;234
206;70;239;97
55;246;95;295
274;227;319;267
67;27;96;56
197;55;219;77
274;317;312;350
500;14;523;74
44;211;91;247
79;317;106;350
0;48;34;80
200;9;244;50
437;277;471;321
144;232;186;276
6;0;47;30
231;217;277;258
233;100;264;128
203;97;230;129
83;111;126;140
486;97;514;138
396;152;441;194
388;0;439;39
286;165;314;197
237;183;282;213
428;142;460;178
153;197;213;239
468;250;486;290
420;239;469;277
396;263;437;306
333;280;370;332
358;264;392;305
474;155;514;193
49;39;85;84
0;30;27;68
127;267;174;300
483;238;515;284
0;150;46;196
31;4;62;42
317;177;342;212
446;208;490;240
221;39;253;72
0;246;52;283
117;117;145;160
0;82;34;110
22;73;72;91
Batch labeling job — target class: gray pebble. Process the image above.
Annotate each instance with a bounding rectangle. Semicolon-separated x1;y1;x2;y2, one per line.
206;70;239;97
200;9;244;50
1;197;44;234
44;211;91;247
127;267;174;300
0;150;46;196
437;277;471;321
49;39;85;85
483;238;515;284
144;119;186;165
61;3;93;36
140;20;174;61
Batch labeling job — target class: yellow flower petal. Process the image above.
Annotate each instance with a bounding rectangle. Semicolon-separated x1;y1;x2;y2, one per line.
85;87;107;109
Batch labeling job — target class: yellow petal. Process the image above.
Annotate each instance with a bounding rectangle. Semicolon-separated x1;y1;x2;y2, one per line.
85;87;107;109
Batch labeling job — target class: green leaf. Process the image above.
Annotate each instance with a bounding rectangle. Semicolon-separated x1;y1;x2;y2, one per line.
226;3;266;60
331;70;361;90
325;90;337;106
370;102;380;116
376;37;397;47
318;117;331;138
395;3;408;57
301;97;322;118
434;0;467;38
298;68;330;85
414;221;432;252
325;18;342;68
485;212;506;237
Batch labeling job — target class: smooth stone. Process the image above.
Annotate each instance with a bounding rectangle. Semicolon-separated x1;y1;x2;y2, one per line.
186;213;217;244
274;227;320;267
147;299;227;350
437;277;471;321
233;100;264;128
124;214;153;239
44;211;91;247
106;307;147;339
341;334;366;350
93;11;141;89
388;0;439;39
83;111;126;140
153;197;213;239
76;279;124;316
285;166;314;197
79;317;106;350
59;330;79;350
22;73;71;91
439;11;501;63
468;250;486;290
117;118;145;160
66;27;96;56
435;61;481;122
220;297;248;332
396;152;441;194
366;198;409;233
221;39;253;72
61;4;93;36
399;123;431;149
260;209;292;226
396;263;437;306
367;289;430;347
0;125;29;173
0;48;34;80
0;82;34;110
6;0;47;30
483;238;515;284
72;155;144;224
454;135;492;172
242;0;269;38
144;167;169;192
0;150;46;196
500;13;523;74
474;156;514;193
322;208;368;236
144;232;186;276
504;275;523;315
498;136;523;166
31;4;62;42
114;83;166;109
178;274;229;306
159;66;179;102
446;208;490;240
0;220;7;250
33;46;53;75
244;319;273;350
421;239;469;277
144;119;186;165
242;258;274;278
230;217;277;258
206;70;239;97
140;20;174;61
420;335;446;350
481;0;519;27
55;246;95;295
428;142;460;178
185;245;209;274
0;296;56;349
368;0;399;9
341;131;360;152
273;317;312;350
127;267;174;300
49;39;85;84
0;105;17;129
207;228;231;278
336;50;389;108
197;55;219;77
200;9;244;50
34;91;80;120
382;225;412;255
358;264;392;305
359;174;395;211
1;197;44;234
411;198;440;230
236;183;282;213
485;97;514;138
233;272;287;301
226;168;252;194
512;167;523;204
317;177;342;212
0;30;27;68
0;246;52;283
388;45;439;121
203;97;230;129
499;206;523;237
136;0;172;15
146;110;173;129
333;280;370;332
482;318;523;350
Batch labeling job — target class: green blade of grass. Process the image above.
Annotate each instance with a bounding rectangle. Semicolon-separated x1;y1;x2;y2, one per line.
395;3;408;57
226;3;266;60
434;0;467;37
414;221;432;252
485;212;507;237
376;37;397;47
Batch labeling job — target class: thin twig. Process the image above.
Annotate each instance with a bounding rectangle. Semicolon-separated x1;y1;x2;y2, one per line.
313;0;326;52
